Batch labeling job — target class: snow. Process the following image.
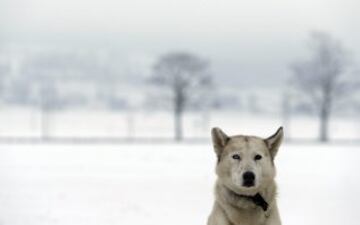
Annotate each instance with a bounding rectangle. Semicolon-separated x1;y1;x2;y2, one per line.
0;143;359;225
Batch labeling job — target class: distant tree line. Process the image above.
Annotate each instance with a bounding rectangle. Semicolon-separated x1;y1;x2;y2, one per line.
0;31;358;142
0;51;128;110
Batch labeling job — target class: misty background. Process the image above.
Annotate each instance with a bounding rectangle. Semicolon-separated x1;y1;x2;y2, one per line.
0;0;360;142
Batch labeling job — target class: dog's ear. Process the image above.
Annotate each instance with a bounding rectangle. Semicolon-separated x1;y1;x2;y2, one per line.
264;127;284;159
211;127;230;159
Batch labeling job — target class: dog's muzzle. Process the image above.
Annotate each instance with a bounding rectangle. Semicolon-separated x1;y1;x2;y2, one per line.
242;171;255;187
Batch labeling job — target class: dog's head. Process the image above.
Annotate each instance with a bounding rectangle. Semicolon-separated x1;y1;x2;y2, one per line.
211;127;283;195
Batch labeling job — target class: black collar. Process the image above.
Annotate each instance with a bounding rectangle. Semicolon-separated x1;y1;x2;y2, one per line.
226;187;269;211
239;193;269;211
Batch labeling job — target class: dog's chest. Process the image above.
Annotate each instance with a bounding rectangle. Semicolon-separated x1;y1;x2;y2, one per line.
226;206;267;225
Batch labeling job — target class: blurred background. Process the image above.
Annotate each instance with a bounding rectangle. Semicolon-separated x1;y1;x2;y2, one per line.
0;0;360;225
0;0;359;142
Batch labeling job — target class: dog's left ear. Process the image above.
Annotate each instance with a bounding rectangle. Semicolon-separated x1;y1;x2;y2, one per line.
211;127;230;159
264;127;284;159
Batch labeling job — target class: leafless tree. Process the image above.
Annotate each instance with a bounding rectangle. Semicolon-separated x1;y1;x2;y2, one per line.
150;52;212;141
290;31;352;142
0;62;8;100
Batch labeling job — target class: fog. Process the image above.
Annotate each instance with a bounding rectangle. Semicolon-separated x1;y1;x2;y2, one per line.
0;0;359;142
1;0;359;89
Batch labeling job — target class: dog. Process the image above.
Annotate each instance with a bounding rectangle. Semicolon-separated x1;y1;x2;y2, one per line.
207;127;283;225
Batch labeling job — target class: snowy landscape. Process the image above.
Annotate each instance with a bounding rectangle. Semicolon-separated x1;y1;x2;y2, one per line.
0;109;359;141
0;143;359;225
1;1;360;225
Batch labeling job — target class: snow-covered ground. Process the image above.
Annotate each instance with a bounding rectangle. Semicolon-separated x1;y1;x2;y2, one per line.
0;143;359;225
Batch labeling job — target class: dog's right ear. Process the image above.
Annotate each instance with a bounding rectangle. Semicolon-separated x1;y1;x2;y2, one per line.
211;127;230;159
264;127;284;159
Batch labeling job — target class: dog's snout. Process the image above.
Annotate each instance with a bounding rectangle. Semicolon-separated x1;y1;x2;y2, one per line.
242;171;255;187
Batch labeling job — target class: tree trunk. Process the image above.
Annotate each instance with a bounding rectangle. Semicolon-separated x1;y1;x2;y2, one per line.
126;107;135;141
40;90;50;141
174;109;183;141
319;107;329;142
174;87;185;141
41;108;50;141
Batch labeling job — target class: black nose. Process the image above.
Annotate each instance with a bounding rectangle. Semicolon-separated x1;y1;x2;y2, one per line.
242;171;255;187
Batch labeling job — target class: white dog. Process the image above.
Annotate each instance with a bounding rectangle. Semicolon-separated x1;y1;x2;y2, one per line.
207;127;284;225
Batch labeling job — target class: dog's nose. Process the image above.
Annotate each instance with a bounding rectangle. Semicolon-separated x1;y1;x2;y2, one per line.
243;171;255;181
242;171;255;187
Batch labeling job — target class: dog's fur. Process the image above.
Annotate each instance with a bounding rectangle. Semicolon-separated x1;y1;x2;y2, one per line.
207;127;284;225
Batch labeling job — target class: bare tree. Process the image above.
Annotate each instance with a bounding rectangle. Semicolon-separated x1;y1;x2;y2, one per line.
0;62;9;100
290;31;352;142
150;52;212;141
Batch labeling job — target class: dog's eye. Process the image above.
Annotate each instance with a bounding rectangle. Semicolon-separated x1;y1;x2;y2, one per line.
254;154;262;160
232;154;241;160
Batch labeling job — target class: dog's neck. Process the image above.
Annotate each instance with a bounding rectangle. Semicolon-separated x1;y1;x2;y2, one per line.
216;181;276;212
225;186;269;211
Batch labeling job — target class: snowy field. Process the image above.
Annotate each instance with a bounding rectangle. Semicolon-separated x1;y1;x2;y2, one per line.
0;143;359;225
0;108;359;140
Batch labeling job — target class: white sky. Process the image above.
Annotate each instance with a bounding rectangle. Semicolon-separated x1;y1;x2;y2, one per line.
1;0;359;88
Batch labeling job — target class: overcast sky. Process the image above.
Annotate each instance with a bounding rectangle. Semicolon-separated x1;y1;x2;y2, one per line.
1;0;359;88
